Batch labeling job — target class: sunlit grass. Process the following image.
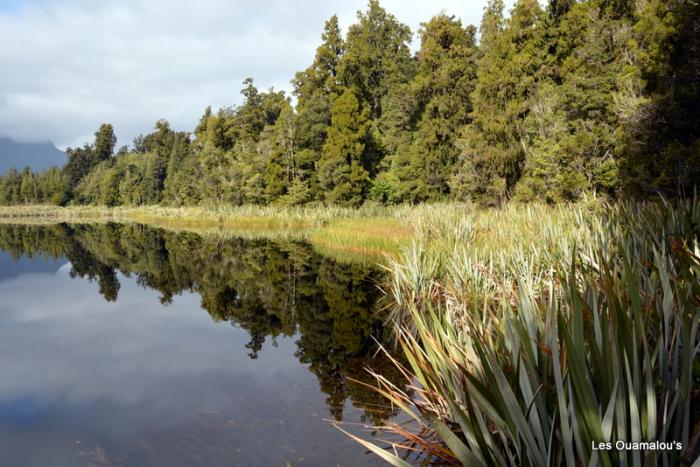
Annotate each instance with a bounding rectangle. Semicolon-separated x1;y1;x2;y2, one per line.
308;218;411;263
0;204;417;264
0;201;599;265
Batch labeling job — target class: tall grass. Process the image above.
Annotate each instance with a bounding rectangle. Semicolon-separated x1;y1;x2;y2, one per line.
0;203;417;264
351;198;700;466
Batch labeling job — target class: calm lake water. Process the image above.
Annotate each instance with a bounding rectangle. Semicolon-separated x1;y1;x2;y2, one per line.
0;223;405;466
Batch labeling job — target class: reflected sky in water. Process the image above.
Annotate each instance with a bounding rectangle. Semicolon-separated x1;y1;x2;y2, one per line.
0;226;396;466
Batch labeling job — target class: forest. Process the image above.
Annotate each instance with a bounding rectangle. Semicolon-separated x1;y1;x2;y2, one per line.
1;0;697;208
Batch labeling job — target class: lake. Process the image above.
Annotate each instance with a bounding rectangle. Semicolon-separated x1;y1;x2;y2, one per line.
0;223;405;466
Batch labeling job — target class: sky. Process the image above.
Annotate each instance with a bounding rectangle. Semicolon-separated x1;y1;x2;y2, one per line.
0;0;514;149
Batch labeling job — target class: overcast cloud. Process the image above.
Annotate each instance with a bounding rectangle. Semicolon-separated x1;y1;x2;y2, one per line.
0;0;513;149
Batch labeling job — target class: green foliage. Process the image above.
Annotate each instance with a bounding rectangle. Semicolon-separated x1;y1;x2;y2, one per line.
0;164;67;205
63;123;116;196
453;0;548;205
389;14;478;202
359;198;700;466
263;104;297;202
63;145;96;193
228;78;287;145
318;90;370;206
618;0;700;196
516;0;632;201
293;15;344;108
162;133;197;205
292;15;346;202
2;0;697;208
368;172;400;204
338;0;414;120
93;123;116;163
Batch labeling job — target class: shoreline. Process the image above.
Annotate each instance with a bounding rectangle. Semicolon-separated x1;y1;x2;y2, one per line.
0;204;413;264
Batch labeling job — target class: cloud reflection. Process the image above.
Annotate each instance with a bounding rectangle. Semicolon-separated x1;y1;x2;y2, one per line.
0;264;368;466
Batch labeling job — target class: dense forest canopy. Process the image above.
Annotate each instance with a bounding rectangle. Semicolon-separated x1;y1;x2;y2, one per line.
1;0;697;207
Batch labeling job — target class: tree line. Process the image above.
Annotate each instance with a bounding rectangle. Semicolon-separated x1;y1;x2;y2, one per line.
1;0;697;207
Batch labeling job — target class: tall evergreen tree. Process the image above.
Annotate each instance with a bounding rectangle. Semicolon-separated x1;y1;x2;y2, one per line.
263;104;312;205
163;133;196;205
515;0;636;201
1;168;21;204
294;15;344;108
64;123;116;196
548;0;575;19
618;0;700;196
194;106;213;144
388;15;478;202
19;167;38;204
131;119;181;203
339;0;415;121
453;0;547;204
318;91;370;206
293;15;346;200
228;78;287;146
93;123;116;163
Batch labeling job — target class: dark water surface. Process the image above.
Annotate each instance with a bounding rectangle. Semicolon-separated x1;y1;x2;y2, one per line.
0;223;404;466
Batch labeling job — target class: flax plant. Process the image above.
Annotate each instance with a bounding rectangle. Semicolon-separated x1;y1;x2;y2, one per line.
352;198;700;466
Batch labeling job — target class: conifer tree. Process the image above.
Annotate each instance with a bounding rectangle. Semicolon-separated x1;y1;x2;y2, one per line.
294;15;344;108
548;0;574;19
293;15;345;201
64;124;117;195
163;133;196;205
318;91;370;206
453;0;547;204
389;14;478;202
1;168;21;204
19;167;38;204
618;0;700;196
339;0;414;121
263;104;312;204
515;0;635;201
93;124;116;163
194;106;213;143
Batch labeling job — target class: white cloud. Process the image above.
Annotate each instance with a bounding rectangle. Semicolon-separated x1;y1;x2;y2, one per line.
0;0;511;149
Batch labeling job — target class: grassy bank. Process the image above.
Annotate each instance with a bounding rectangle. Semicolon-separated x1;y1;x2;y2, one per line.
0;204;415;264
0;201;598;264
0;200;600;264
349;198;700;466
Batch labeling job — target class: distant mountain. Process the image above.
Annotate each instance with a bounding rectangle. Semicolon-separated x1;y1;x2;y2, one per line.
0;137;66;174
0;251;66;283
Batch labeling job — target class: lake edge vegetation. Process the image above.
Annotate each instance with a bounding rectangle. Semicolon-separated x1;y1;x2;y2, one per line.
349;196;700;466
0;203;415;264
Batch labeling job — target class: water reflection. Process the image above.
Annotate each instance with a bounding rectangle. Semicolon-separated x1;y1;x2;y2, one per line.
0;223;405;466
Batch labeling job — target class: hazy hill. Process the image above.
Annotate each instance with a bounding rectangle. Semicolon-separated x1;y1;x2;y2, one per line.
0;251;66;282
0;137;65;174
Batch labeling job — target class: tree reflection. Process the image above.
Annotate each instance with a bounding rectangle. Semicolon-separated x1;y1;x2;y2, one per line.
0;223;406;423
